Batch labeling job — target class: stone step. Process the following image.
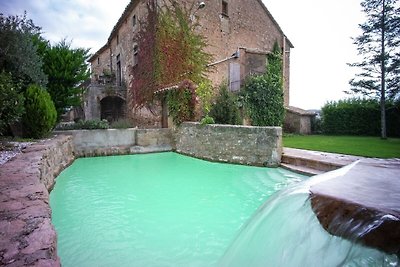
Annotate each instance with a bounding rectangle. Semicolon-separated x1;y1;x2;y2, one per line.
282;148;362;173
281;154;342;172
130;144;173;154
280;163;324;176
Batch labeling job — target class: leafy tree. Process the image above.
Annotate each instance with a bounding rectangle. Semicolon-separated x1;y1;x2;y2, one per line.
242;42;285;126
0;12;47;88
347;0;400;139
0;71;24;134
41;39;90;120
22;84;56;138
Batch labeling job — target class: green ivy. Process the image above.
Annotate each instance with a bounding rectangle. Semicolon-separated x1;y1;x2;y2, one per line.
242;41;285;126
167;80;196;125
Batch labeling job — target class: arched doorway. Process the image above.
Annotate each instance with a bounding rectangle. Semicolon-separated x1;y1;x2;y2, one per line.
100;96;126;122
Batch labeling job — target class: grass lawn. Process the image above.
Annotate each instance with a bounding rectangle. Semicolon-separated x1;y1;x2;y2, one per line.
283;135;400;158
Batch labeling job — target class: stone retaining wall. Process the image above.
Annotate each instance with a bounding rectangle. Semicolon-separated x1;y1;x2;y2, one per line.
175;122;282;167
0;135;74;267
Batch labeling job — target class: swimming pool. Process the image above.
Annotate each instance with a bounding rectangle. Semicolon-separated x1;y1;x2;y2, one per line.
50;152;307;266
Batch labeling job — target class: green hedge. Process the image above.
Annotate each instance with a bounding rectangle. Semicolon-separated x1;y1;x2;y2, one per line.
321;98;400;137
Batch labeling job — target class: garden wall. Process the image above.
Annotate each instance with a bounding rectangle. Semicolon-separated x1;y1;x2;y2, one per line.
175;122;282;167
0;135;74;267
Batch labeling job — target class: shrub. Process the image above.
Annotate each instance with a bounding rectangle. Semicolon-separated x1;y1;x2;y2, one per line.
200;115;215;125
0;72;24;135
209;84;241;125
56;119;109;130
110;119;133;129
23;84;57;138
321;98;400;137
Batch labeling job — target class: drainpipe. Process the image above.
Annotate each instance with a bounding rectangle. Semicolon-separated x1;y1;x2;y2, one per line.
282;35;286;106
109;46;113;74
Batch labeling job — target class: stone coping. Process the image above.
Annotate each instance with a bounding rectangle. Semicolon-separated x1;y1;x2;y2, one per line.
310;159;400;255
0;136;74;266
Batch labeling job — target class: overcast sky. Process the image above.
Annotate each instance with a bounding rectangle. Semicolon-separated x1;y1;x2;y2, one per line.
0;0;365;110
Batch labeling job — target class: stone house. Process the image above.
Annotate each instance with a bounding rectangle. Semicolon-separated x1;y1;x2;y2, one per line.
85;0;293;127
284;106;316;135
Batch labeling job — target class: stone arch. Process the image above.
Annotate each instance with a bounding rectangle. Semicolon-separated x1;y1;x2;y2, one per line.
100;96;126;122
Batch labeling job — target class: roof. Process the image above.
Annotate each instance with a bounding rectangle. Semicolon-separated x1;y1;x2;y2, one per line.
286;106;316;116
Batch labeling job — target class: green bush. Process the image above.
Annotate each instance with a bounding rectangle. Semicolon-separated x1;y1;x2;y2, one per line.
200;115;215;125
110;119;133;129
209;84;241;125
56;119;109;130
23;84;57;138
321;98;400;137
0;72;24;134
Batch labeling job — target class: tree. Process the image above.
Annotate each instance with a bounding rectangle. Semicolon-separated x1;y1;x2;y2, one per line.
41;39;90;121
347;0;400;139
0;12;47;89
0;71;24;134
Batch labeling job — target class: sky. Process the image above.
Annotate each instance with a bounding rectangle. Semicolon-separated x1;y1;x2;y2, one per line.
0;0;365;110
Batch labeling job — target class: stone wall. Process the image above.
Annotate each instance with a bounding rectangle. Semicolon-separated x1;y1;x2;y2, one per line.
0;135;74;267
175;122;282;167
57;128;174;157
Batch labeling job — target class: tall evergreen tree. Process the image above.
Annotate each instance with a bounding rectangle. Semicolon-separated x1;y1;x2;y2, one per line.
347;0;400;139
41;39;90;121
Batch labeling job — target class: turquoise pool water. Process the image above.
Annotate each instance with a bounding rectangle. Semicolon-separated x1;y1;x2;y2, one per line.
50;152;307;267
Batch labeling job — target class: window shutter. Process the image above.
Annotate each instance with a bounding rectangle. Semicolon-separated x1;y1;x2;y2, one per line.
229;63;241;92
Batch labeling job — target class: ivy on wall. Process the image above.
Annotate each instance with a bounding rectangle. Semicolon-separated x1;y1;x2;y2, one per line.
129;0;212;124
241;41;285;126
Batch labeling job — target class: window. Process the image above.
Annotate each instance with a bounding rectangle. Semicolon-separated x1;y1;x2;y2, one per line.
133;44;139;66
97;57;100;65
116;54;122;86
132;15;137;29
222;0;228;16
116;34;119;45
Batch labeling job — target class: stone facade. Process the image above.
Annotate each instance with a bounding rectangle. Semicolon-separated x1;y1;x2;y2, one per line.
0;136;74;267
87;0;293;124
175;122;282;167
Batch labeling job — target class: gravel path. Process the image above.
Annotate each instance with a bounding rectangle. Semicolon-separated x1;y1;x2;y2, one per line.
0;142;34;166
